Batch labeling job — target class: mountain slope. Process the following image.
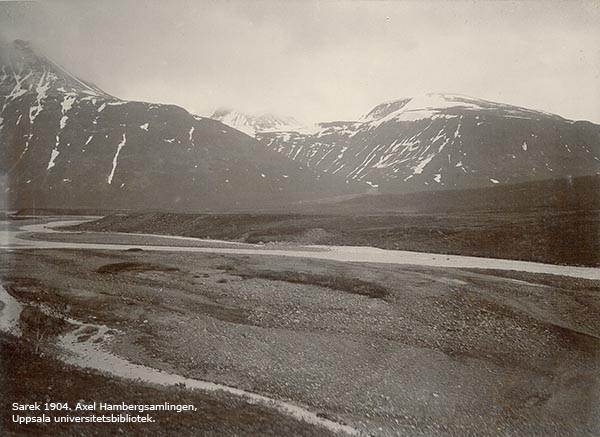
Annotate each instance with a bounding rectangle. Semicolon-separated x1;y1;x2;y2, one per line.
0;40;359;211
317;175;600;214
211;108;302;137
258;93;600;192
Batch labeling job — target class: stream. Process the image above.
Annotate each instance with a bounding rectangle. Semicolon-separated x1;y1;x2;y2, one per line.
0;282;360;435
1;216;600;436
2;219;599;280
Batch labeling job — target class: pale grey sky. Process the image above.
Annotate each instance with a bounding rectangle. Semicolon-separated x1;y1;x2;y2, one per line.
1;0;600;124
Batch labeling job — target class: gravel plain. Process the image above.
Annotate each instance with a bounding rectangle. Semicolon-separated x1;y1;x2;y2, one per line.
2;245;600;436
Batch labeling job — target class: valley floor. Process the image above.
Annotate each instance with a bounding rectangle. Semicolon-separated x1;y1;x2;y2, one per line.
69;209;600;267
2;223;600;435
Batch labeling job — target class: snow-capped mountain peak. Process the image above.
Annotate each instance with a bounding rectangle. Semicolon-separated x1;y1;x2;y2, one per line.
258;93;600;193
1;40;107;99
363;93;565;127
210;108;303;136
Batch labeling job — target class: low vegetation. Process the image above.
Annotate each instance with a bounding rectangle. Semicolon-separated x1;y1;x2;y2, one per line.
70;209;600;266
0;336;332;436
236;270;389;299
96;262;179;274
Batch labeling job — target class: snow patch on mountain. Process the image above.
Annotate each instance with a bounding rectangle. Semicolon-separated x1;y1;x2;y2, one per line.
107;134;127;184
29;72;50;123
412;155;435;175
61;94;77;114
47;148;60;170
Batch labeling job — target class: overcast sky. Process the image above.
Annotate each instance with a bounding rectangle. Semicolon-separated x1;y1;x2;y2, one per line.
1;0;599;124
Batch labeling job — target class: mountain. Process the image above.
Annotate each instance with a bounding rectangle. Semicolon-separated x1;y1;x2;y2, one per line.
0;40;359;211
313;175;600;214
257;93;600;192
211;108;303;137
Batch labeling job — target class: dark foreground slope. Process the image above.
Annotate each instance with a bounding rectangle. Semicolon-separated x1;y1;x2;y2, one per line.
316;174;600;214
0;40;359;212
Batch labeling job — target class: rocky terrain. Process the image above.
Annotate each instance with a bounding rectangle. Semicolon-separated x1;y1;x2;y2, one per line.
2;244;600;436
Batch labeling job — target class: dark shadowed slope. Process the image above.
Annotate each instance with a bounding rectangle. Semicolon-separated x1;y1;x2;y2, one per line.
319;175;600;214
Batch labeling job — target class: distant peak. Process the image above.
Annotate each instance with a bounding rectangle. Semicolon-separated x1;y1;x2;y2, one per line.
0;39;108;98
362;92;564;124
211;108;303;136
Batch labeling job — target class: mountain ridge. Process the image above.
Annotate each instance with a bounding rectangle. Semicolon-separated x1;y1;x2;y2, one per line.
257;93;600;192
0;40;361;211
